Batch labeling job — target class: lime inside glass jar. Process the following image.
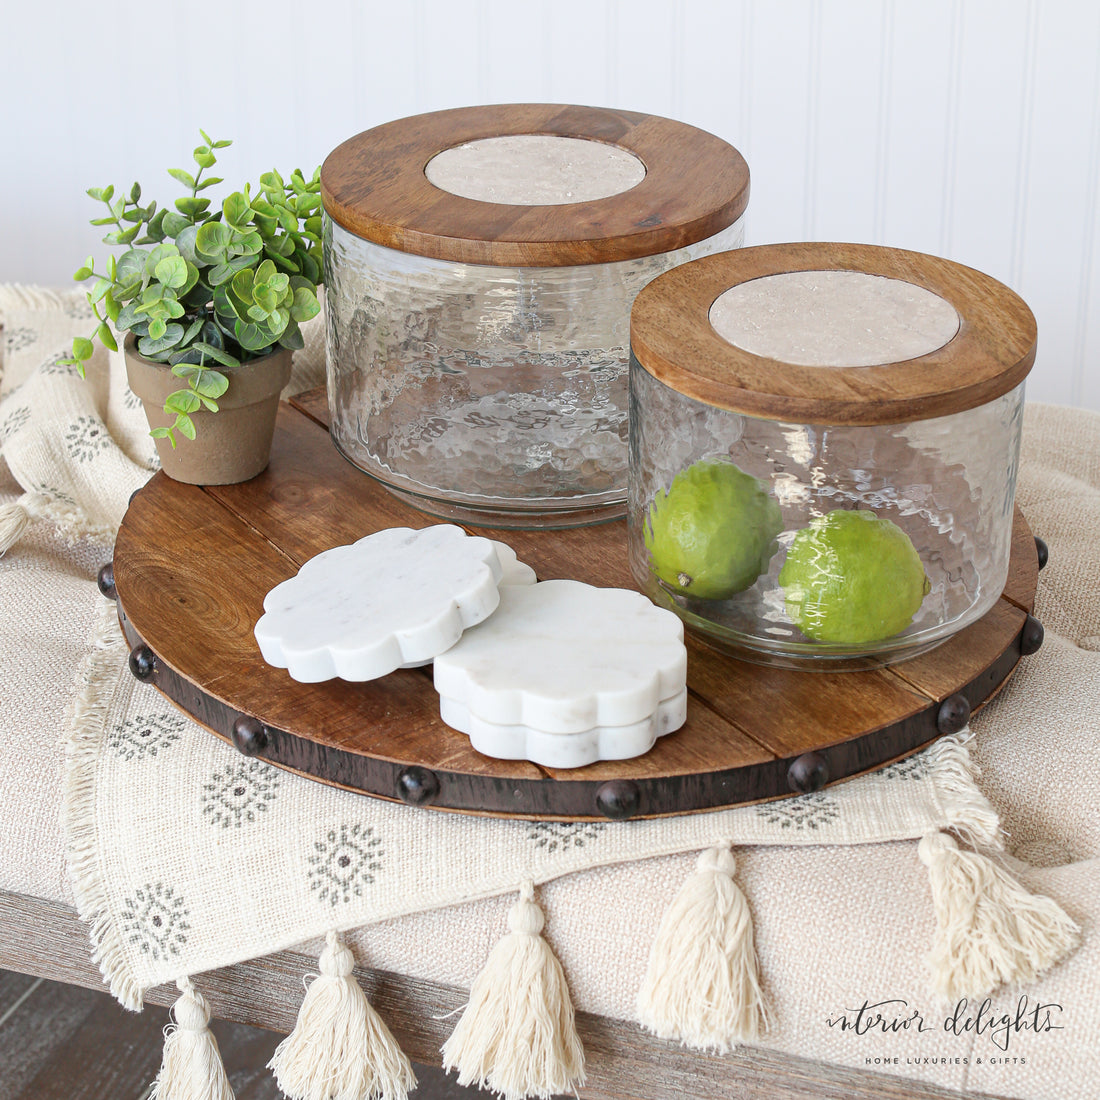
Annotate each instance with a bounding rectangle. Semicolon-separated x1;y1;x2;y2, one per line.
628;244;1037;669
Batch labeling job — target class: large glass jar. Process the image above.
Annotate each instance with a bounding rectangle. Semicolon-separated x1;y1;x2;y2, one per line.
322;104;749;527
628;244;1037;668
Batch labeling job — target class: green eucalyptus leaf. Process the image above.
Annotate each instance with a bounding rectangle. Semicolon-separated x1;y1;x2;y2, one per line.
299;251;320;284
195;220;231;261
111;196;125;219
118;225;141;244
165;389;201;415
278;321;305;350
193;148;216;169
96;321;118;352
103;231;123;245
254;258;276;285
179;259;200;297
176;414;196;440
73;336;94;361
73;264;93;281
168;167;197;189
207;263;235;286
267;251;300;274
89;216;116;227
259;170;284;194
247;303;270;323
130;182;141;203
199;128;213;146
199;396;219;412
174;196;211;218
87;186;106;202
89;277;112;304
234;319;274;353
231;267;256;303
104;289;121;324
212;139;232;149
195;176;223;191
160;211;190;238
289;286;320;322
179;317;204;347
116;249;147;285
121;207;144;223
103;184;115;202
228;230;263;257
192;368;229;399
154;255;188;289
139;324;184;355
223;192;250;227
164;298;185;319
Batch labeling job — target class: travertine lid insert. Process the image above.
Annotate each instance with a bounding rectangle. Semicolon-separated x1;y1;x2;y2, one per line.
425;135;647;206
709;270;961;368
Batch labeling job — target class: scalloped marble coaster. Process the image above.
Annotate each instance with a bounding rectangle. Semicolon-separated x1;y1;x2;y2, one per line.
433;579;688;767
439;688;688;768
255;525;503;682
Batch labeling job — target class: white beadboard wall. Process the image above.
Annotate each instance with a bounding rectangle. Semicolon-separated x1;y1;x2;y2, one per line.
3;0;1098;409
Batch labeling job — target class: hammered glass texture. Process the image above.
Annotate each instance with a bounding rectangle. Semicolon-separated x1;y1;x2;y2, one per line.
627;360;1025;666
324;218;745;519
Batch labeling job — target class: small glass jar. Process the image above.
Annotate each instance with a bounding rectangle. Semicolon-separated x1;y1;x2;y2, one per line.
322;104;749;527
628;244;1037;668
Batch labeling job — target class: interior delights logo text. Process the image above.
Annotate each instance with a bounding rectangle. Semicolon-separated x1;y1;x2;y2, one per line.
824;994;1064;1064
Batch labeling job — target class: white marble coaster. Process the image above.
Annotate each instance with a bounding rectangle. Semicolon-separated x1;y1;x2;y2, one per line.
439;689;687;769
433;579;687;759
492;541;537;587
255;525;503;682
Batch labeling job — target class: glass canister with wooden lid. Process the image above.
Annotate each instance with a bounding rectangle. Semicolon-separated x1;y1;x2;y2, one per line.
321;104;750;527
627;243;1037;668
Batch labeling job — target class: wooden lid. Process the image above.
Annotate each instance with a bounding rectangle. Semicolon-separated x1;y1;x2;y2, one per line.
630;242;1038;424
321;103;750;267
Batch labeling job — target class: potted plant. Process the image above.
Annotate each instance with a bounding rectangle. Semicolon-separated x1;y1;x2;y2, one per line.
62;131;323;485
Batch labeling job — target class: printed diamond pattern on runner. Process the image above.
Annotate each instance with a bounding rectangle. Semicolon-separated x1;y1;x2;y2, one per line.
121;883;190;961
203;760;280;828
527;822;607;854
309;823;384;906
754;791;841;830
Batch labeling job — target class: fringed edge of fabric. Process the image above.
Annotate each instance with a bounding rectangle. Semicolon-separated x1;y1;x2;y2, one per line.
0;282;85;317
61;598;144;1011
925;728;1002;849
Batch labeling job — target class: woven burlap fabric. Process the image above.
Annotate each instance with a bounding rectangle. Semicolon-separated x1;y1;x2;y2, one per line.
2;285;1097;1100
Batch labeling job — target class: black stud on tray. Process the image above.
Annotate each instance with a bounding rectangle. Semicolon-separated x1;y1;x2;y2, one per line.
787;752;829;794
232;716;269;757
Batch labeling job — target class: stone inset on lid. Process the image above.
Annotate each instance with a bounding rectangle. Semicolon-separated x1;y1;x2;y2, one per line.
708;271;961;368
255;525;503;683
424;135;647;206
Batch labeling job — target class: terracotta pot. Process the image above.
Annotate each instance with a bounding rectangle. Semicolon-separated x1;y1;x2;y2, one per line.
124;335;293;485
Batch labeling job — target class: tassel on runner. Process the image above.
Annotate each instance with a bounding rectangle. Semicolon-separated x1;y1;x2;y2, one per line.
637;844;765;1052
442;881;585;1100
149;977;235;1100
0;492;50;556
919;831;1080;1001
268;931;416;1100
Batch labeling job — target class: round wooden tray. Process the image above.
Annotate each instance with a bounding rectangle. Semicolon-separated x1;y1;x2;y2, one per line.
107;390;1043;821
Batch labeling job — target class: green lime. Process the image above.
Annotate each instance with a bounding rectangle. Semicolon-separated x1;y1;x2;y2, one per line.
779;510;930;644
645;458;782;600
